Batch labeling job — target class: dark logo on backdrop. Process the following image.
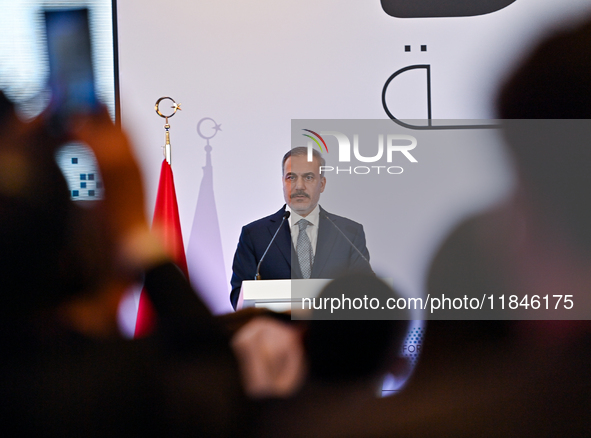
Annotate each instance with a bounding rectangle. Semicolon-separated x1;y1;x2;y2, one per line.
381;0;517;18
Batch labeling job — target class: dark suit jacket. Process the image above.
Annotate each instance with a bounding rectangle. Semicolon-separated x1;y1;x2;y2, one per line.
230;205;372;309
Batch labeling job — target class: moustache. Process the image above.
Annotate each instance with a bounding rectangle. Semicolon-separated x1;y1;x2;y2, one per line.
291;190;310;199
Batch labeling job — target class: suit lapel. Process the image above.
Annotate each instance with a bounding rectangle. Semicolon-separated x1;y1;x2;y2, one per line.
311;207;338;277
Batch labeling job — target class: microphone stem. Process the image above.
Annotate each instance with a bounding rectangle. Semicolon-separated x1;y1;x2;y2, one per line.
323;213;373;271
255;212;290;280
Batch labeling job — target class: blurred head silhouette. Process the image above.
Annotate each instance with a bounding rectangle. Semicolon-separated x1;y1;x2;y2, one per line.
305;274;409;386
498;20;591;257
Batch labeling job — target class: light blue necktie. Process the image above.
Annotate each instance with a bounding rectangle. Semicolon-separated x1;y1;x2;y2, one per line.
296;219;313;279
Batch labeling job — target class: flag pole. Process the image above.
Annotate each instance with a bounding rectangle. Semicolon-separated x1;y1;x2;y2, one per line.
134;97;185;338
155;97;181;165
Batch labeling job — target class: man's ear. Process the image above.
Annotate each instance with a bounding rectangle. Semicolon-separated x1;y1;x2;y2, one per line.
320;176;326;193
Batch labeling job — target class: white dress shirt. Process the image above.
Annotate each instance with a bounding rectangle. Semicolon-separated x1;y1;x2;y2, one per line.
287;204;320;256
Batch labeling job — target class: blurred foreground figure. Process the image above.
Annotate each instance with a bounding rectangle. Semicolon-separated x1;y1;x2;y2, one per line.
258;274;410;437
373;21;591;435
260;16;591;438
0;94;250;437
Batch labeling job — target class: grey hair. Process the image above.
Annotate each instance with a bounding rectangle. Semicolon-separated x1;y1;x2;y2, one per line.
282;147;326;174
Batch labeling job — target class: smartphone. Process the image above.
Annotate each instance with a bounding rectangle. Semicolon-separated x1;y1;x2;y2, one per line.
45;8;103;200
44;8;99;129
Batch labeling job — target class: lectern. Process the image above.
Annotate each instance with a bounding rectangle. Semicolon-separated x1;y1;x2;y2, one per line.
237;279;332;312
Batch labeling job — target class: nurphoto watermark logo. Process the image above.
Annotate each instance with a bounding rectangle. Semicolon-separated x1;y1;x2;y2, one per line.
302;128;418;175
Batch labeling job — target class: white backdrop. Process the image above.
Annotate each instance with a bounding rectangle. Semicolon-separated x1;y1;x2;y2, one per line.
116;0;591;318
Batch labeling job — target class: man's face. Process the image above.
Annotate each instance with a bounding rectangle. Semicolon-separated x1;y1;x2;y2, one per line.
283;154;326;217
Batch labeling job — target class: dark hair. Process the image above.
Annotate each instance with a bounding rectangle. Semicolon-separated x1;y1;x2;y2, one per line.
0;92;12;124
282;146;326;174
305;274;409;383
497;19;591;255
498;20;591;120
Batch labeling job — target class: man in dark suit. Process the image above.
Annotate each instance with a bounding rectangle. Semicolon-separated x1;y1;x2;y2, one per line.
230;147;372;309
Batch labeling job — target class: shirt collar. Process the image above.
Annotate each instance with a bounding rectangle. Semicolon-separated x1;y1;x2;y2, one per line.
288;204;320;228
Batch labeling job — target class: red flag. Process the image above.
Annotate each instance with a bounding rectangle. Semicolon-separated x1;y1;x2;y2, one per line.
134;159;188;337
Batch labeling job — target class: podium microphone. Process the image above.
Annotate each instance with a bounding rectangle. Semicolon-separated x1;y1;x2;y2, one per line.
322;212;374;273
255;210;290;280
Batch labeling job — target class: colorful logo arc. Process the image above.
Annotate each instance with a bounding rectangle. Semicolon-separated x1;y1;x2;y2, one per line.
302;129;328;153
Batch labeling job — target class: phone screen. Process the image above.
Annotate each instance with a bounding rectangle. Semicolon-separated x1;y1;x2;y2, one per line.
45;8;103;201
45;8;98;123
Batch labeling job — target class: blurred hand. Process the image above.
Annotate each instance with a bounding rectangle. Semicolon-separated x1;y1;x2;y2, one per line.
231;317;307;398
70;109;147;241
70;109;168;273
